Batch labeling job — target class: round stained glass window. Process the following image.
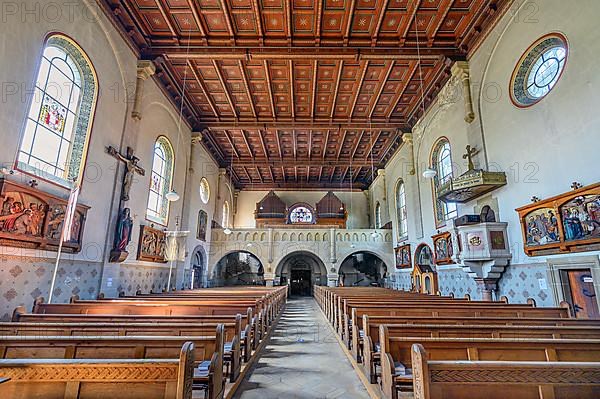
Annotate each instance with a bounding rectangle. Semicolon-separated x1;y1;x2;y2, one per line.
199;177;210;204
511;34;568;107
289;205;314;224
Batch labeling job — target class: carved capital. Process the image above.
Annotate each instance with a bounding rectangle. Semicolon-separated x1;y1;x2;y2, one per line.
402;133;414;146
136;60;156;81
191;132;203;145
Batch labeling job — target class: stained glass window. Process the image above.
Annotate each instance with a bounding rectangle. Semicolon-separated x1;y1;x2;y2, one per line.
375;202;382;228
18;34;97;187
147;136;174;225
511;34;568;107
222;201;230;228
396;180;408;240
432;139;457;225
289;205;314;224
200;177;210;204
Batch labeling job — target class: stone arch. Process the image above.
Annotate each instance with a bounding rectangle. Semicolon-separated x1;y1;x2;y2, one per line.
275;250;328;295
260;232;267;241
290;232;297;241
282;232;288;241
307;233;313;241
338;251;389;287
274;232;280;241
298;232;305;241
212;250;265;287
314;232;320;241
189;245;208;289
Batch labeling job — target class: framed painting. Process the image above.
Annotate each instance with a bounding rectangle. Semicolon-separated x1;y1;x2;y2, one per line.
395;244;411;269
197;210;208;241
432;231;454;265
516;182;600;256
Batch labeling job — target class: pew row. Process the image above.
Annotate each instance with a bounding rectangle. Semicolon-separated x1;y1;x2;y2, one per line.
0;341;195;399
410;344;600;399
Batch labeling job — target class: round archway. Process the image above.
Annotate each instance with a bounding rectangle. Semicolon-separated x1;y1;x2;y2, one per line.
190;246;207;289
339;252;387;287
275;251;327;296
212;251;265;287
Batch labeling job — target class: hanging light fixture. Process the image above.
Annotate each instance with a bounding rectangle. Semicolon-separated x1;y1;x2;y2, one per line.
166;190;180;202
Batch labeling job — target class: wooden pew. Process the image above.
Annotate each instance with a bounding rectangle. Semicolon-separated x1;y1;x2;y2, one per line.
0;341;195;399
13;306;256;363
0;328;225;399
410;344;600;399
361;322;600;384
379;330;600;399
0;319;244;382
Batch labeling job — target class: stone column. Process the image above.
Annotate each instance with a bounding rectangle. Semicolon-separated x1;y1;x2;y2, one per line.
268;228;274;263
329;228;337;264
131;60;156;121
363;190;372;228
475;278;498;302
451;61;475;124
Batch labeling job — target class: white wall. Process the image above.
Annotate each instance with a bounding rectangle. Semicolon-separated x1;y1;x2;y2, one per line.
377;0;600;304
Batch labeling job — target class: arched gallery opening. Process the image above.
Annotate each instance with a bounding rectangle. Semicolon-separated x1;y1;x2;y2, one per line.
189;246;207;289
339;252;388;287
212;251;265;287
276;251;328;296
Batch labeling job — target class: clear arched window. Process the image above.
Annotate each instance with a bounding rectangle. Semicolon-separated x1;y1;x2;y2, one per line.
147;136;174;225
18;34;98;187
432;138;457;225
222;200;230;228
396;180;408;240
375;201;382;229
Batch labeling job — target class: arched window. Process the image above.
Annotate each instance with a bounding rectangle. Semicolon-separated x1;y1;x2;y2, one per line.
18;34;98;187
396;179;408;240
431;138;457;226
375;201;382;228
222;201;230;228
147;136;174;225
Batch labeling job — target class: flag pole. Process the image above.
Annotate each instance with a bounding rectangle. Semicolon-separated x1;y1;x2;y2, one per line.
48;181;79;303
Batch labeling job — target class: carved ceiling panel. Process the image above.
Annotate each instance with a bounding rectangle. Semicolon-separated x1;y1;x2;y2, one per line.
98;0;512;189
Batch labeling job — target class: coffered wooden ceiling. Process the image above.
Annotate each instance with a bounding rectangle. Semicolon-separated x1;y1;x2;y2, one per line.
99;0;512;189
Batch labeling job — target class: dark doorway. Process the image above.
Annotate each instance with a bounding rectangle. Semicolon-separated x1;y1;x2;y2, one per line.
290;269;312;296
562;269;600;319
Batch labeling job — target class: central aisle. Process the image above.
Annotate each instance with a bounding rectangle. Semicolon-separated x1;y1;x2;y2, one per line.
233;297;370;399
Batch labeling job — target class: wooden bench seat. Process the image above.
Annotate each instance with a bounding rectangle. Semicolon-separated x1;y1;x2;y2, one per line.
0;341;195;399
380;333;600;399
0;328;225;399
360;322;600;384
410;343;600;399
0;319;244;382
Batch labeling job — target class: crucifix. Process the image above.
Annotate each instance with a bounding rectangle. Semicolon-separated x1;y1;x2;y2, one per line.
462;145;479;171
106;146;146;202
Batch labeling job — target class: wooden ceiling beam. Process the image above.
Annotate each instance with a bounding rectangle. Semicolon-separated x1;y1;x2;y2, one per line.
155;0;177;37
242;166;252;182
365;130;384;158
351;130;366;159
343;0;357;45
152;47;453;60
336;128;347;161
256;166;263;184
275;129;283;160
185;0;207;45
268;165;275;182
223;130;241;159
212;60;237;118
400;0;422;46
238;60;257;118
323;129;330;160
315;0;323;45
385;60;420;118
258;129;269;158
330;60;344;119
349;60;369;119
353;166;363;182
289;60;295;118
308;130;313;160
368;60;395;119
217;0;236;44
311;60;318;119
239;182;366;191
263;60;277;119
203;121;408;130
250;0;264;44
230;159;383;167
306;166;310;182
372;0;390;47
241;129;253;157
187;60;219;118
427;0;454;46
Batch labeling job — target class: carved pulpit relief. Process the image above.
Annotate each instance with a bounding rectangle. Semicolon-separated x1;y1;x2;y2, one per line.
106;146;146;202
131;60;156;121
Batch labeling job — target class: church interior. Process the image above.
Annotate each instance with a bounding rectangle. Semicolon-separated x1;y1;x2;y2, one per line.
1;0;600;398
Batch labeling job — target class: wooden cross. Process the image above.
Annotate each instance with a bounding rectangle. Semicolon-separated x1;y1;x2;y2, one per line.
462;145;479;171
106;146;146;202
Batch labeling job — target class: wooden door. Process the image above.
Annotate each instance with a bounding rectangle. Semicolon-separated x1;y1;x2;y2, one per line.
566;270;600;319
